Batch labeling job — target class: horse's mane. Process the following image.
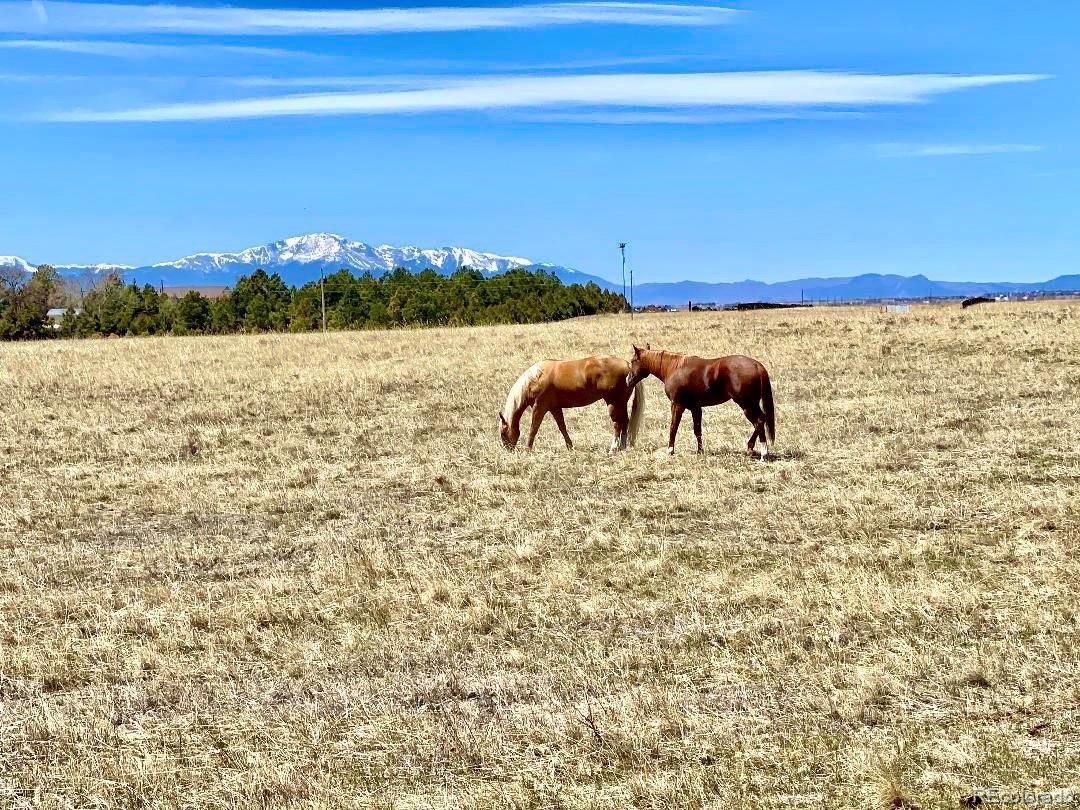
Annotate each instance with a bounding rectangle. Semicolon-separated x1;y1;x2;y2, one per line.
502;362;544;422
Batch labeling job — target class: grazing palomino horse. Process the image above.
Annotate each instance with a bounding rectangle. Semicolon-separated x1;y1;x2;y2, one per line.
500;356;645;451
626;344;775;458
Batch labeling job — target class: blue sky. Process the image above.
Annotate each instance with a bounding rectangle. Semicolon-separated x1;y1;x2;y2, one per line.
1;0;1076;283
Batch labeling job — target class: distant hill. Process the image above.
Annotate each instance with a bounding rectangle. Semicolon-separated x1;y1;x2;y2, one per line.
632;273;1080;306
4;235;1077;305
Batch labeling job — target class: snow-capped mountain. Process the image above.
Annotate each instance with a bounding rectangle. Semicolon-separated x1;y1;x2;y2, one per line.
0;256;37;274
2;233;615;289
61;263;134;273
148;233;539;279
5;235;1076;304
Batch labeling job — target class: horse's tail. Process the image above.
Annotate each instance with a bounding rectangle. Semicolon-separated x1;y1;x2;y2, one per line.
760;370;776;444
627;380;646;447
502;362;543;422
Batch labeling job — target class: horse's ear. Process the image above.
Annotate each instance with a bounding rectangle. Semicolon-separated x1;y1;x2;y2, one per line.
646;343;651;350
632;344;640;356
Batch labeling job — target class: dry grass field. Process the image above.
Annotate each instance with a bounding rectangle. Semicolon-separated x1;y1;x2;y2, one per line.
1;302;1078;808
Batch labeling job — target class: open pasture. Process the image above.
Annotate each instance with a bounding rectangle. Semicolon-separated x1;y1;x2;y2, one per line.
1;302;1078;808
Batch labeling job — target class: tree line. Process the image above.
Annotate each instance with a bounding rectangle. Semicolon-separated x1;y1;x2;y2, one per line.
0;264;626;340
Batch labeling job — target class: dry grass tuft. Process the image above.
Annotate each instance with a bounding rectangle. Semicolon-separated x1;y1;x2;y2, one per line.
179;429;201;460
1;301;1078;807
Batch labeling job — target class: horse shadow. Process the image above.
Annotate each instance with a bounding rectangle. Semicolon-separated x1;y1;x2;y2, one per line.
701;447;806;463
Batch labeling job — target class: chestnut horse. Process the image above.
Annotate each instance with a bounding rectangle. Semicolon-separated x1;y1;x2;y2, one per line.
627;344;775;458
500;356;645;451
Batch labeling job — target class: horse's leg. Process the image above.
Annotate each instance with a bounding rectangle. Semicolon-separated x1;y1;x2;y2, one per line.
741;402;767;459
550;407;573;450
608;401;629;452
526;404;548;449
691;406;704;454
668;402;685;455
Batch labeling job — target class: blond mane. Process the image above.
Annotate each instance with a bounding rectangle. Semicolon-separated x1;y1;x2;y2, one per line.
501;362;544;422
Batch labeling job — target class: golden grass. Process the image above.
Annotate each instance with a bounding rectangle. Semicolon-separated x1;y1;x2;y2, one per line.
1;302;1078;808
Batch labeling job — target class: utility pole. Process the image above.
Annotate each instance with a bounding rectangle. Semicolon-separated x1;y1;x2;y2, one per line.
320;268;327;333
618;242;629;315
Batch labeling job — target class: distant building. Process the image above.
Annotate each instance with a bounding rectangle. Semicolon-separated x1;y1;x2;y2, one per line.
46;307;81;328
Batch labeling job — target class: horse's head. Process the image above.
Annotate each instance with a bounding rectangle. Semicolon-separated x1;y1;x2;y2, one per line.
627;343;651;387
499;412;519;450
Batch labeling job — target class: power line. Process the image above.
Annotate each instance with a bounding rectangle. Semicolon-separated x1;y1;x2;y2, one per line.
618;242;628;313
619;242;632;319
320;267;326;333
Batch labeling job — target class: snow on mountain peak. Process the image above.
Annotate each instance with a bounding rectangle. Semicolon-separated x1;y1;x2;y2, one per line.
268;233;349;263
147;233;541;278
5;233;615;291
63;263;134;272
2;257;134;274
0;256;35;273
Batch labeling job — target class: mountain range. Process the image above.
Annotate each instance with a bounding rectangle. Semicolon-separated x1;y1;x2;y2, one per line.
3;233;1077;306
632;272;1080;306
2;234;610;291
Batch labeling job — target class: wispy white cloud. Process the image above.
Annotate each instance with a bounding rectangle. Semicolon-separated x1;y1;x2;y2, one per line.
225;59;691;90
0;70;108;81
2;70;685;92
0;38;300;57
47;71;1048;123
265;53;691;73
498;54;693;72
882;143;1046;157
227;75;449;90
0;1;740;35
0;71;74;81
513;109;870;124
